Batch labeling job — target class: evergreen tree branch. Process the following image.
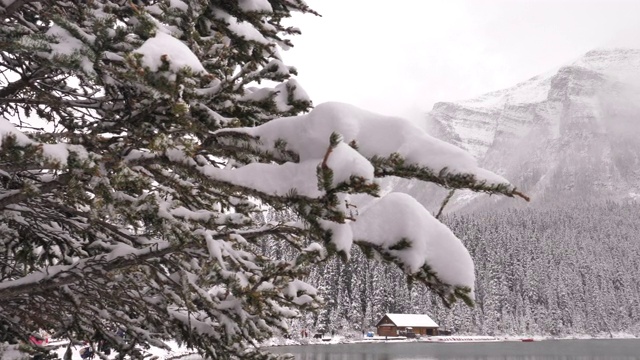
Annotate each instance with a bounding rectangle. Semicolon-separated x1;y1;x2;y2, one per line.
0;70;47;99
0;242;177;301
0;175;70;210
0;0;42;20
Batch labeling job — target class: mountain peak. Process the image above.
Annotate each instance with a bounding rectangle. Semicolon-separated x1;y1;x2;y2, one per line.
572;48;640;80
423;48;640;206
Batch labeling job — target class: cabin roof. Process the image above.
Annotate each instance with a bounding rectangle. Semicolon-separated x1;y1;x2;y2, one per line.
378;313;438;328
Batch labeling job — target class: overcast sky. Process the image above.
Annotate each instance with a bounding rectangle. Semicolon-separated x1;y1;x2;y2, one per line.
282;0;640;120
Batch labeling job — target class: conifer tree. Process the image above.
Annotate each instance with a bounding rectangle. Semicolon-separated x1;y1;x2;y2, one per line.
0;0;526;358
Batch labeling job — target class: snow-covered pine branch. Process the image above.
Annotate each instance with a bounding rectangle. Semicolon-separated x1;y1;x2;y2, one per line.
0;0;523;359
210;101;525;305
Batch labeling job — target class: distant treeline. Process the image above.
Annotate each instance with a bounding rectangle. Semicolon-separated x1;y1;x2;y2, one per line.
279;201;640;336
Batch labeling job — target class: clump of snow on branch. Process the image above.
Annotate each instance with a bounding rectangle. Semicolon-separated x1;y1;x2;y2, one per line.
218;102;511;187
351;192;475;292
238;0;273;12
213;8;269;44
135;31;207;74
0;117;32;146
210;102;511;294
209;102;513;202
45;24;90;56
317;220;353;255
0;117;87;166
44;24;95;74
168;0;189;12
243;79;310;112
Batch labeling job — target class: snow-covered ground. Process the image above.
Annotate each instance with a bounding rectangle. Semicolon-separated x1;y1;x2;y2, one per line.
263;332;638;347
49;340;201;360
0;340;199;360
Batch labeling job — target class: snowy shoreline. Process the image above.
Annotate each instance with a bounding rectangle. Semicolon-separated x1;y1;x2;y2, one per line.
261;332;640;347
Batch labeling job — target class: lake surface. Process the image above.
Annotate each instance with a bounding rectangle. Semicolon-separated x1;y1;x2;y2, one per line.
267;339;640;360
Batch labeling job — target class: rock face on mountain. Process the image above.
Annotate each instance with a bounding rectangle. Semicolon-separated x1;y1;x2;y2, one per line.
418;48;640;210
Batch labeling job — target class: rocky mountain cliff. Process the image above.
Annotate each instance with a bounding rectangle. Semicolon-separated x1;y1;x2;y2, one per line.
396;48;640;211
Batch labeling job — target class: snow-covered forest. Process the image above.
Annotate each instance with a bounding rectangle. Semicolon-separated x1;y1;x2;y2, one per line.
292;201;640;337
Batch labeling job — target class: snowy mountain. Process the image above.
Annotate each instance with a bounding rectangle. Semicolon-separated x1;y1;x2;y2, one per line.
402;48;640;210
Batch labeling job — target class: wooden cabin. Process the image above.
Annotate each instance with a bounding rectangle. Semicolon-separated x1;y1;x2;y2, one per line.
376;313;439;337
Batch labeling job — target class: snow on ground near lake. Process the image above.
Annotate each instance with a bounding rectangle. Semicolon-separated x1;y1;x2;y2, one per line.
47;340;200;360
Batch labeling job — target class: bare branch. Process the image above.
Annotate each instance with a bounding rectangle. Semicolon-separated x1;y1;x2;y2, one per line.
435;189;455;220
0;177;68;210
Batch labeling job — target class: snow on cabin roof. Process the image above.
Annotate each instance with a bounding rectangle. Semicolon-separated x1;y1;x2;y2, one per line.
381;313;439;328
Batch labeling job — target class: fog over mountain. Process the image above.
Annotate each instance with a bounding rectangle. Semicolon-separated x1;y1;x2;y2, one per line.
393;48;640;212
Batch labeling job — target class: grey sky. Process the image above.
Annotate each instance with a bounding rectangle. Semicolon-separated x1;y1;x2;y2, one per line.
283;0;640;120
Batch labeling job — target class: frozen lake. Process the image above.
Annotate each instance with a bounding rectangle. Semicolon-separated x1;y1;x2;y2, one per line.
267;339;640;360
